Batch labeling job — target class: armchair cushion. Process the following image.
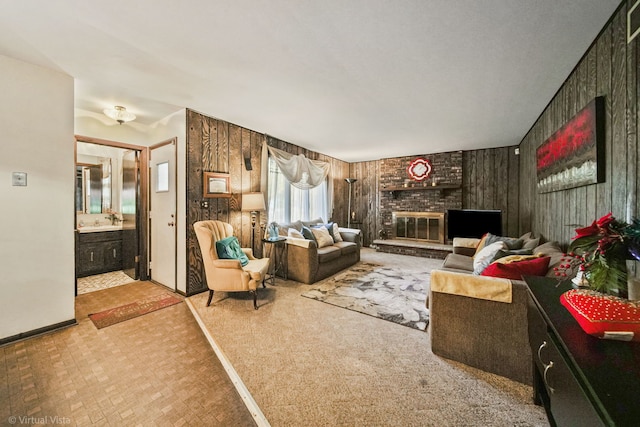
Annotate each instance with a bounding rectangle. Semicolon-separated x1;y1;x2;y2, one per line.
216;236;249;266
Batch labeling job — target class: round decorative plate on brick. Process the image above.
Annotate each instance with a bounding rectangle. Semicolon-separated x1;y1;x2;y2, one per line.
560;289;640;341
407;157;432;181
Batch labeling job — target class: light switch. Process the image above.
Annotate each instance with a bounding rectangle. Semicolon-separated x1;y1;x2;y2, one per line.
12;172;27;186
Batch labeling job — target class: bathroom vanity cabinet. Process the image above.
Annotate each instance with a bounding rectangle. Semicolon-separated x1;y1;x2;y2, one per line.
76;230;123;277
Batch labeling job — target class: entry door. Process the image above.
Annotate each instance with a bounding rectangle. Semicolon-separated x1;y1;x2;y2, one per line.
150;140;176;290
122;149;140;280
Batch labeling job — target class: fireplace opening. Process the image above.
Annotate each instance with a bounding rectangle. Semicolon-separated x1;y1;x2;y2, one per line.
392;212;445;244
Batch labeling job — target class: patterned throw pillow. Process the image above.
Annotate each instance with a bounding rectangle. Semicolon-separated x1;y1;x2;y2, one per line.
561;289;640;341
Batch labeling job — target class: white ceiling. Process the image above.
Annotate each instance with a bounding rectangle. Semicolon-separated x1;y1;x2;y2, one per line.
0;0;622;162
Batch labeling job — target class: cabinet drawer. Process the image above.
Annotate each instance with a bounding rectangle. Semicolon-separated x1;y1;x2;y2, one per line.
78;230;123;243
536;335;603;427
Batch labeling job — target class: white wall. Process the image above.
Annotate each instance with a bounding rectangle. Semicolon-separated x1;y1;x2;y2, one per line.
0;55;75;340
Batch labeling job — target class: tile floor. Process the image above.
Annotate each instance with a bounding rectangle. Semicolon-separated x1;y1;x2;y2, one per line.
1;281;255;426
76;271;136;295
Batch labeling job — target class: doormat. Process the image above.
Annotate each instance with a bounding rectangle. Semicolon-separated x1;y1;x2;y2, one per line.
89;293;182;329
301;263;430;331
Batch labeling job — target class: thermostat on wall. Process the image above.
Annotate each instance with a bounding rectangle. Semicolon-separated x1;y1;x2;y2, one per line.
12;172;27;186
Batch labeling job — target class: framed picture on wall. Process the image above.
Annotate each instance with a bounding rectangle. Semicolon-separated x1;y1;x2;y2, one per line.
536;96;605;193
203;172;231;198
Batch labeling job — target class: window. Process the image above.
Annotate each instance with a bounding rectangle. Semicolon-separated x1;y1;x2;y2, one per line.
267;157;328;223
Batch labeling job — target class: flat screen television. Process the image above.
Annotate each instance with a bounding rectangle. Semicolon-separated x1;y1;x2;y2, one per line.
446;209;502;240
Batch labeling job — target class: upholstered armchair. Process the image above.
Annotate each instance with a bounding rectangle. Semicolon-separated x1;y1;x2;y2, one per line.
193;220;270;309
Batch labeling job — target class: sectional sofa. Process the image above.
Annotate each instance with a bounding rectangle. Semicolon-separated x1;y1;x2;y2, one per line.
428;233;570;385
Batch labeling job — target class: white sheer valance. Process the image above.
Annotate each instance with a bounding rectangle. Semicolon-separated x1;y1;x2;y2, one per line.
265;144;330;189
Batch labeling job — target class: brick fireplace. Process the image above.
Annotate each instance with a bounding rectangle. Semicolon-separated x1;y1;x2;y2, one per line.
375;151;463;258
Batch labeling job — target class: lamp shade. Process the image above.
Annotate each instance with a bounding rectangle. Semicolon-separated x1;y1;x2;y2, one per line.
242;192;266;212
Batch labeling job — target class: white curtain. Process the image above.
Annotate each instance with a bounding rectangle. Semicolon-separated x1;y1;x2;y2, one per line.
265;144;330;189
262;141;332;223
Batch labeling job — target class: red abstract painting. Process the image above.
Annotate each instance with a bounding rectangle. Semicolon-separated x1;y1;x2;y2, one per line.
536;97;604;193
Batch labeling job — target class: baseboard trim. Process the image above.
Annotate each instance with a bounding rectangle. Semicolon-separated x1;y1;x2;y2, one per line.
185;298;270;427
0;319;77;347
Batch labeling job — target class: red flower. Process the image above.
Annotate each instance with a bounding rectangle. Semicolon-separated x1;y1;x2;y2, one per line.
596;212;614;229
574;220;598;238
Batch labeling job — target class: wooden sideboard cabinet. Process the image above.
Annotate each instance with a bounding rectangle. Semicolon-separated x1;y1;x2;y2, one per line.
525;276;640;427
76;230;123;277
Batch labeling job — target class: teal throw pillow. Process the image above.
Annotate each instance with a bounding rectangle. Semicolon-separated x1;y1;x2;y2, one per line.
301;225;317;243
216;236;249;267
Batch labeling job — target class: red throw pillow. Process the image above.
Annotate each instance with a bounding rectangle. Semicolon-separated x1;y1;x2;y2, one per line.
481;256;550;280
560;289;640;341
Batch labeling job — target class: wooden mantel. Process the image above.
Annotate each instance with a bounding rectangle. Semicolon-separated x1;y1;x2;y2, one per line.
383;184;461;199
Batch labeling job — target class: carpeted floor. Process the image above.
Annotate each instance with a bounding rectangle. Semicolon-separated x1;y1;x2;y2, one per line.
189;248;549;426
301;262;430;330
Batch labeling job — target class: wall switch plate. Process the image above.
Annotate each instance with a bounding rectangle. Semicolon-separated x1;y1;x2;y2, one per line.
201;200;209;208
12;172;27;186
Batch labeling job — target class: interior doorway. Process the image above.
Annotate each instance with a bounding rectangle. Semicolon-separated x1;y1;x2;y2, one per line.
74;135;149;295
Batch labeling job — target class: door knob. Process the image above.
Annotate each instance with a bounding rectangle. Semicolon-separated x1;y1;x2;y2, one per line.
168;222;175;226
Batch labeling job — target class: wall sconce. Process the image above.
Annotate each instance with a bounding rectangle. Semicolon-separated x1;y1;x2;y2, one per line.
103;106;136;125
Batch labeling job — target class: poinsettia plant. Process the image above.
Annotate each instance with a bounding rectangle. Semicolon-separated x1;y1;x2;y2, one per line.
567;213;640;296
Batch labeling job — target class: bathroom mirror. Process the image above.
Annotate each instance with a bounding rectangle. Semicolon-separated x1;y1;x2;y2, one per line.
76;141;120;214
75;158;112;214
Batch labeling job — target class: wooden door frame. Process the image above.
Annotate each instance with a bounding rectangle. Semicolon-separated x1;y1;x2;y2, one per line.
75;135;150;281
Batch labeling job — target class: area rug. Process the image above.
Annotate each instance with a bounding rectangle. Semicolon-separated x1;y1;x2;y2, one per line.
89;293;182;329
301;262;430;330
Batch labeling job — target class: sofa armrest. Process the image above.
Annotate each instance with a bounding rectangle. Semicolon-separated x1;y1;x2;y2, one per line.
430;270;513;303
286;241;319;284
286;236;314;249
338;228;361;246
429;279;532;385
452;237;480;256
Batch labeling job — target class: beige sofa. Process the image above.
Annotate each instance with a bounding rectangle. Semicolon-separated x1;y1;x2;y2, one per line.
428;233;569;385
273;220;361;284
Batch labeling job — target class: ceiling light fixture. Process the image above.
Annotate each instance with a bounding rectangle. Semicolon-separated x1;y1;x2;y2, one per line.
103;106;136;125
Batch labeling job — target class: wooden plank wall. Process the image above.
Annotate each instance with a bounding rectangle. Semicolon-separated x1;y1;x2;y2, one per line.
350;147;518;246
186;109;349;295
348;160;380;247
462;146;520;238
519;1;638;275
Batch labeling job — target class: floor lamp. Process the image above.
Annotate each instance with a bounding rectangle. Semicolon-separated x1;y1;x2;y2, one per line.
242;192;266;253
345;178;357;228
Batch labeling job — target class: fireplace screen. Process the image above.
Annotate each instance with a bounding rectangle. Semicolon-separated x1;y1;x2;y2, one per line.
392;212;445;244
